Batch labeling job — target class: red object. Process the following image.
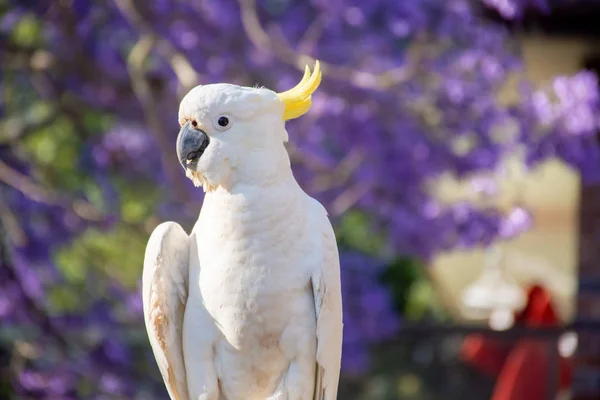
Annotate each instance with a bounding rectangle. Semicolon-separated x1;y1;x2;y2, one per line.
461;285;573;400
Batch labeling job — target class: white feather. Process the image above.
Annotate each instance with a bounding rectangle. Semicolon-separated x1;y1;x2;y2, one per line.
142;222;190;400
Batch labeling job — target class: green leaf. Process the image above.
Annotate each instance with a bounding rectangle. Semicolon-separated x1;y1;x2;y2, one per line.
11;14;42;47
404;280;436;320
336;211;385;255
55;225;147;288
118;181;161;224
380;257;422;313
47;285;83;313
82;111;114;134
21;115;87;191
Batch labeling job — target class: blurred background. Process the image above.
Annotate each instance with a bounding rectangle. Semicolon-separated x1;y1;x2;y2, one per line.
1;0;600;399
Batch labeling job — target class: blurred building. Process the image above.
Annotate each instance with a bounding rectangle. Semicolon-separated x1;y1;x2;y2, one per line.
429;3;600;399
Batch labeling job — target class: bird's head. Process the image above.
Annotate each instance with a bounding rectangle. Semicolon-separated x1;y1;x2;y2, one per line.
176;61;321;192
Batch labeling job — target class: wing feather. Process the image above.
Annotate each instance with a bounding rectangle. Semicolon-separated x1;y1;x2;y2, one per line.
310;202;343;400
143;222;190;400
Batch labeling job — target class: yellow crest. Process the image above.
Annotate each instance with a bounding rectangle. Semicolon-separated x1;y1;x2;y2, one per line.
277;61;322;121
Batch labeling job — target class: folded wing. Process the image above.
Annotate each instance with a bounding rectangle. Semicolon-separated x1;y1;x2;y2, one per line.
143;222;190;400
310;203;343;400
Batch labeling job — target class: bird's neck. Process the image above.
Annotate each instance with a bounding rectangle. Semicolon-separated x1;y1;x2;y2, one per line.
205;169;301;202
215;144;296;193
197;169;307;237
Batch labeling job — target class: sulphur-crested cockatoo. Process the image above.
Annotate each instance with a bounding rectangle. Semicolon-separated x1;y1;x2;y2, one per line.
142;61;343;400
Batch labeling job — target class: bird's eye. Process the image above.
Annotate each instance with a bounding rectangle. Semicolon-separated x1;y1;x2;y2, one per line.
214;115;232;130
217;116;229;127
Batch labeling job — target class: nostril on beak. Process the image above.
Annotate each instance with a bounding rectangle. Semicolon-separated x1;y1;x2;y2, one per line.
186;151;200;164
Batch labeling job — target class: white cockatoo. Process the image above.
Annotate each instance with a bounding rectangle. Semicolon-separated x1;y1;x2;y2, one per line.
142;61;343;400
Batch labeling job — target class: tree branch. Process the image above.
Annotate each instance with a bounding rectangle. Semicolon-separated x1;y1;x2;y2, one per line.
126;36;194;205
237;0;416;90
330;182;374;216
0;108;59;144
0;161;104;221
311;148;366;192
114;0;200;91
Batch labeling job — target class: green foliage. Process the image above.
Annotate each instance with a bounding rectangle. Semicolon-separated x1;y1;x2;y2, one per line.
55;225;147;289
20;115;87;191
381;257;422;313
116;181;162;224
336;211;385;255
381;257;447;321
47;285;84;313
82;111;114;135
336;211;444;320
10;13;42;47
13;90;162;322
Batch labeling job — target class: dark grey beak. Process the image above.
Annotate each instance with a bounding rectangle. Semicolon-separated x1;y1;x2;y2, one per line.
176;121;210;170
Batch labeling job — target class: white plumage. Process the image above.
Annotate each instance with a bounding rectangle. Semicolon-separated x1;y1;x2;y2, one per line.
142;63;343;400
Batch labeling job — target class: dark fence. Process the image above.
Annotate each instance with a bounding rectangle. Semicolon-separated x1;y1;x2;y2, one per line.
339;320;600;400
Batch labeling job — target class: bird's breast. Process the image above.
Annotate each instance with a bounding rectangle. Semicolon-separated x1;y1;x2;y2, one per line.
191;185;319;351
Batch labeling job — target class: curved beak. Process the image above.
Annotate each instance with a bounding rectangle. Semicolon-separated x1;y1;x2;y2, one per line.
176;121;210;170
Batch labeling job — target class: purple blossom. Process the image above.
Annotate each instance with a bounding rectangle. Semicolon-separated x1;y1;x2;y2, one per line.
499;206;534;238
1;0;599;397
518;71;600;183
91;124;161;179
340;252;401;374
16;368;75;397
481;0;550;19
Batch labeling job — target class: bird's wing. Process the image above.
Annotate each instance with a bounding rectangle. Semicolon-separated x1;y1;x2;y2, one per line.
143;222;190;400
310;202;343;400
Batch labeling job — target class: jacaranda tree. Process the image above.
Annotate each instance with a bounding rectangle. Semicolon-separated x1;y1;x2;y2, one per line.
0;0;598;398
